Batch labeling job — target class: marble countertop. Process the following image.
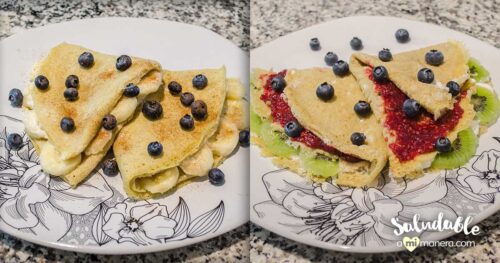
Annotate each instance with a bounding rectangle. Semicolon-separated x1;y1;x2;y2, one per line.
0;0;249;262
250;0;499;262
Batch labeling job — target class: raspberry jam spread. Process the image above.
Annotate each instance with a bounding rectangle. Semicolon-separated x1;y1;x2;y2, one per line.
260;71;360;162
366;67;465;161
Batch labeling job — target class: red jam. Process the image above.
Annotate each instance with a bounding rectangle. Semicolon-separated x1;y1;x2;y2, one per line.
366;67;465;161
260;71;361;162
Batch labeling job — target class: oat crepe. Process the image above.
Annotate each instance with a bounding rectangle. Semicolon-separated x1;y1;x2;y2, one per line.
252;68;387;187
350;43;476;178
114;67;247;199
352;41;469;119
23;43;162;186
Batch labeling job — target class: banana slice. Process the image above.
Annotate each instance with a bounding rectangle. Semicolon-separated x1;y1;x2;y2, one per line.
179;145;214;176
111;97;138;124
138;167;180;194
227;78;245;100
224;100;249;130
209;119;239;157
40;143;82;176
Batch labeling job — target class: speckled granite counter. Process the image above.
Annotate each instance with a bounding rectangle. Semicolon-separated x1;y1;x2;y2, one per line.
0;0;249;262
250;0;499;262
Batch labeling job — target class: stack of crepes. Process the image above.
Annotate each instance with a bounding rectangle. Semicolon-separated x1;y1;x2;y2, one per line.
251;40;499;186
23;43;247;199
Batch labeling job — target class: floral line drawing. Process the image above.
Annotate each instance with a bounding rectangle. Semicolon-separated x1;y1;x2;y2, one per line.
253;168;457;246
446;149;500;204
92;198;225;246
0;115;226;247
253;144;500;246
0;115;113;242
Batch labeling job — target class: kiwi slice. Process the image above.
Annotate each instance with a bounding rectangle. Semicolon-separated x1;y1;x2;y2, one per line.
259;121;298;157
468;58;490;83
299;150;339;178
471;86;500;126
250;108;263;135
431;128;477;169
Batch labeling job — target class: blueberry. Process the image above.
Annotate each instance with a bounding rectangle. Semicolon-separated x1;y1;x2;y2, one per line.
271;76;286;92
7;133;23;150
354;100;372;117
402;99;421;118
180;114;194;130
180;92;195;106
395;29;410;43
147;141;163;157
372;66;389;82
168;81;182;95
102;114;117;130
208;168;225;186
64;88;79;101
350;37;363;50
332;60;349;76
60;117;75;133
123;83;140;97
65;75;79;89
316;82;334;101
191;100;208;120
284;120;303;138
446;81;461;97
425;49;444;66
309;38;321;51
378;48;392;62
435;137;452;153
34;75;49;90
116;55;132;71
192;74;208;89
239;130;250;147
102;159;119;176
142;100;163;120
417;68;434;83
324;52;338;66
350;132;366;146
8;88;23;107
78;52;94;68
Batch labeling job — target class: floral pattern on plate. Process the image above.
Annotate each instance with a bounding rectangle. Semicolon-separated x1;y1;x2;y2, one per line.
253;144;500;247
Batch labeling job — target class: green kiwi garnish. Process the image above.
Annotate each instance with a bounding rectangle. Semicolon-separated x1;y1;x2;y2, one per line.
468;58;490;83
471;86;500;126
250;108;263;135
299;150;338;178
431;128;477;169
259;121;298;157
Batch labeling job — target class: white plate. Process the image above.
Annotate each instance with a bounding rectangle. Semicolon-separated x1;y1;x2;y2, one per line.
0;17;249;255
250;16;500;253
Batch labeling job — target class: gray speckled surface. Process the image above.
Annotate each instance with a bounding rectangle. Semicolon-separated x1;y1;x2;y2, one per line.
0;0;249;262
250;0;499;49
250;0;500;262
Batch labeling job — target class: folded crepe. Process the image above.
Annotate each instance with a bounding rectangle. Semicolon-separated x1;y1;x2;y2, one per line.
350;42;476;178
251;68;387;187
351;40;469;119
23;43;162;186
114;67;247;199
